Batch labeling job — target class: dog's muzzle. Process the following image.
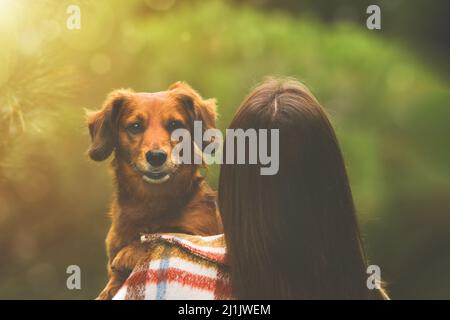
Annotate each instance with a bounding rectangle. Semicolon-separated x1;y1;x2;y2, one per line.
132;163;175;184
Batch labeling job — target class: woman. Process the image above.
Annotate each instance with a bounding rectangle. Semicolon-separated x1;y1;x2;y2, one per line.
219;78;386;299
113;78;387;300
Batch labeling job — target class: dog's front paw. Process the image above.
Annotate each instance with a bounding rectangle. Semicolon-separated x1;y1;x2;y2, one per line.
111;243;148;274
96;288;113;300
96;279;121;300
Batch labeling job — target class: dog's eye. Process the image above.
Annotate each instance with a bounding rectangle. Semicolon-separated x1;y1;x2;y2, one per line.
166;120;183;132
127;122;144;134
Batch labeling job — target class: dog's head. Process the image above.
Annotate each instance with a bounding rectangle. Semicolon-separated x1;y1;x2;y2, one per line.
86;82;217;185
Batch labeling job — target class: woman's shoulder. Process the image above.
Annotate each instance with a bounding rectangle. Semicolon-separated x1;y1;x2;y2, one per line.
113;233;231;300
140;233;227;265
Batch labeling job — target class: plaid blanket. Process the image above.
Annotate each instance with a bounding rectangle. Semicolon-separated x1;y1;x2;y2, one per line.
113;233;232;300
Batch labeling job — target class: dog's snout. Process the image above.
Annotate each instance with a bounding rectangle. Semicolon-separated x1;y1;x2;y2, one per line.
146;150;167;167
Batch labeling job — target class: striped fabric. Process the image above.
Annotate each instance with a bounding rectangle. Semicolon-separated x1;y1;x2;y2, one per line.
113;233;233;300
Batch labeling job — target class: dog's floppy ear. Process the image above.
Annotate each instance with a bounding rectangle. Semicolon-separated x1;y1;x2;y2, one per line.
169;82;218;160
169;81;217;131
196;97;217;131
86;89;132;161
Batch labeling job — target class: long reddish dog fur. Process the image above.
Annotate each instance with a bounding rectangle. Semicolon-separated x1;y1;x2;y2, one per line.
87;82;222;300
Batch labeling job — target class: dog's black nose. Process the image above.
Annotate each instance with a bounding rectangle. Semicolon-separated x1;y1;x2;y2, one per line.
146;150;167;167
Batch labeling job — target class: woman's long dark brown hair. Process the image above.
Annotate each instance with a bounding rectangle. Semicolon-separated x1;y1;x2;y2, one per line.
219;79;384;299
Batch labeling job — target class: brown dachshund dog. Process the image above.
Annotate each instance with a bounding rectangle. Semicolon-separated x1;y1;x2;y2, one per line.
87;82;222;300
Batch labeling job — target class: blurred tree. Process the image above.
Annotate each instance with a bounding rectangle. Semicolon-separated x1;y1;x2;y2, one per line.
231;0;450;79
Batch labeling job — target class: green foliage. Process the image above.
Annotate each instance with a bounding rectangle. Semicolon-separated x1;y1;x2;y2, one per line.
0;0;449;298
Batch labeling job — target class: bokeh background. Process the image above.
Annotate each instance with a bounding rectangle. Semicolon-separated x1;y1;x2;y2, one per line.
0;0;449;299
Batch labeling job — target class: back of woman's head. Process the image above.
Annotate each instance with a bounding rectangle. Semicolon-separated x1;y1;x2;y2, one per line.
219;78;378;299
